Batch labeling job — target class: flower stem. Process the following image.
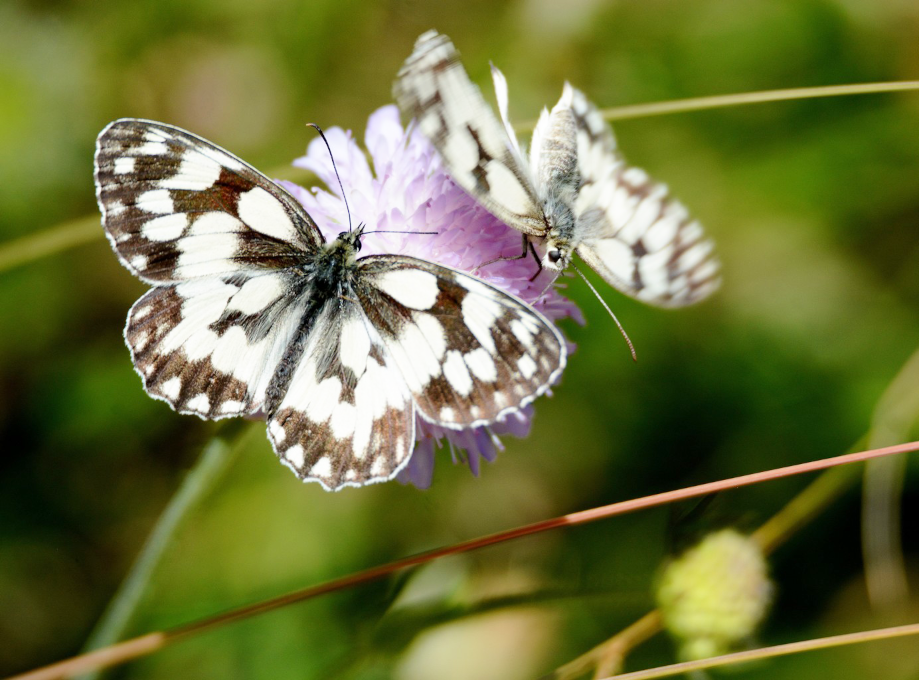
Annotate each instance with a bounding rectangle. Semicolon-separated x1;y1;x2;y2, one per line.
3;82;917;276
862;346;919;609
75;421;250;680
515;80;919;131
9;440;919;680
0;166;313;275
601;621;919;680
0;216;100;274
551;346;919;679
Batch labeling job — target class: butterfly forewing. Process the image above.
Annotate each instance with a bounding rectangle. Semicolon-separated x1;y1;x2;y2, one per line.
569;87;721;307
95;119;322;283
356;258;566;428
394;30;546;236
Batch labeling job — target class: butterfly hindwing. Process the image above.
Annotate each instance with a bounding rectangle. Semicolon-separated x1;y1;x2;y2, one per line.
126;272;304;418
267;299;416;490
356;257;566;428
95;118;322;283
569;86;721;307
394;30;546;236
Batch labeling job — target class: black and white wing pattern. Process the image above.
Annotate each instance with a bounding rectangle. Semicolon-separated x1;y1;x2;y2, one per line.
569;86;721;307
95;118;566;491
268;257;565;487
393;30;546;238
395;30;720;307
96;120;320;420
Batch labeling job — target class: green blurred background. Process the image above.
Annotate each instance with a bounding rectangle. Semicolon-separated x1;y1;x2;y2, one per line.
2;0;919;678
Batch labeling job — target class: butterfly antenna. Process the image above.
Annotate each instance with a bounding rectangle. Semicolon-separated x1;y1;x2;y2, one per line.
573;263;638;362
362;230;439;236
306;123;352;233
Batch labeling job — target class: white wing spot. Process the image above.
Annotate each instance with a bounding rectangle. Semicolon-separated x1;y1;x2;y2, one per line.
412;312;447;360
141;213;187;241
220;400;245;414
484;160;535;217
442;131;479;175
397;323;443;386
188;212;243;236
586;239;634;283
644;213;680;252
228;274;287;316
114;157;135;175
237;186;297;241
285;444;305;468
132;304;152;321
185;393;211;413
137;189;175;214
175;231;240;279
329;402;357;438
160;152;223;191
376;268;440;310
465;347;497;382
310;457;333;479
137;141;169;156
461;293;503;354
339;316;371;375
108;199;126;217
160;376;182;400
510;319;536;351
442;350;474;397
133;330;150;351
306;377;341;423
370;455;387;476
693;259;720;281
269;419;287;444
517;354;538;380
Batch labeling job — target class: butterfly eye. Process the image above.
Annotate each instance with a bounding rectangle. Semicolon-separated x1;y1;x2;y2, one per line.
548;250;562;263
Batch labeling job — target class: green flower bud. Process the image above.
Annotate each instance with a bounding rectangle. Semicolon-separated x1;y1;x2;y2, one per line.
656;528;773;661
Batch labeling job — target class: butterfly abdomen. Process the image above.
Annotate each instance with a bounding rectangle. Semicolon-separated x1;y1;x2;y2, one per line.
533;96;580;269
535;107;579;191
264;234;362;414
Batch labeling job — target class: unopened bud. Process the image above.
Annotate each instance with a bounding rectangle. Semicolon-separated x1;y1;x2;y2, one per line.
656;529;773;660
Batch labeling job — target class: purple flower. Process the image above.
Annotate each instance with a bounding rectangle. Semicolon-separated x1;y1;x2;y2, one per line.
280;105;582;488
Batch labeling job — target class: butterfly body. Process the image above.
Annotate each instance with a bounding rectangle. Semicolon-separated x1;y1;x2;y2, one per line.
95;118;566;490
531;92;578;256
395;31;720;308
261;228;361;415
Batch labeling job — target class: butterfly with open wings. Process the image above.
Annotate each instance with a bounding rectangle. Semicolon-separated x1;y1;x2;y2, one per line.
395;30;720;308
94;119;566;491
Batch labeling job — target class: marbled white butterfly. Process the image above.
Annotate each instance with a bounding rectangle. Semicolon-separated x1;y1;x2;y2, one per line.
94;119;566;491
395;31;720;307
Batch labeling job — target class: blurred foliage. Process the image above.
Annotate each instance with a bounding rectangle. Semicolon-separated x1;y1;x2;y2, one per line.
1;0;919;678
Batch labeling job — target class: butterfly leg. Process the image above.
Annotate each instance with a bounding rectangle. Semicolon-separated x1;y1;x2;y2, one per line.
473;233;531;273
527;241;544;282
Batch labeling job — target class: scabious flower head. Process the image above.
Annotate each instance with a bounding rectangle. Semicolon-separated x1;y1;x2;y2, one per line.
655;528;773;661
280;105;582;489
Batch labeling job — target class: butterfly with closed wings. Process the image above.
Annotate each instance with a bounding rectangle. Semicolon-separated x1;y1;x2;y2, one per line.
94;119;566;491
395;30;720;308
